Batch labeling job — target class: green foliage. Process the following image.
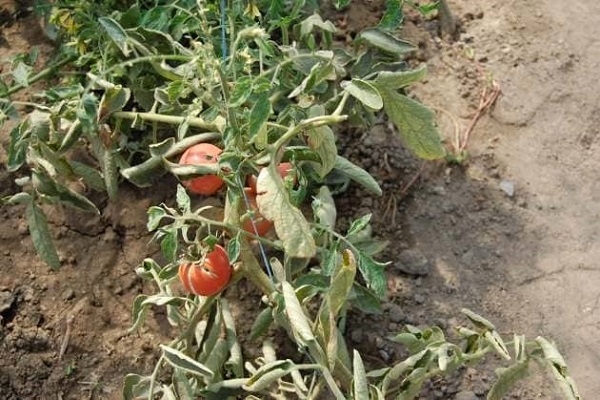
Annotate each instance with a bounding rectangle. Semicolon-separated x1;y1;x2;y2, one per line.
1;1;578;399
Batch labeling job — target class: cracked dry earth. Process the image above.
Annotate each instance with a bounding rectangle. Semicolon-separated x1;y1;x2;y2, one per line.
1;0;600;399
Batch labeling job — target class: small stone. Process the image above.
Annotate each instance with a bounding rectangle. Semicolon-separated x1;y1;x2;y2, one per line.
414;294;425;304
379;349;390;362
350;329;363;343
394;249;432;277
61;288;75;301
499;180;515;197
375;337;385;349
388;304;405;323
455;390;478;400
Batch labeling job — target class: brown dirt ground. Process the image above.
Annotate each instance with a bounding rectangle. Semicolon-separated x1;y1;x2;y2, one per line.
1;0;598;399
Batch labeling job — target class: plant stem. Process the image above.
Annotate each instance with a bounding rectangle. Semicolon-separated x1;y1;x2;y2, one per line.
1;54;78;97
147;354;165;400
112;111;220;131
270;114;347;155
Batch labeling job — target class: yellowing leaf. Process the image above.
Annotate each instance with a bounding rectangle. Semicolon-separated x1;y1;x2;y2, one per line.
256;165;316;258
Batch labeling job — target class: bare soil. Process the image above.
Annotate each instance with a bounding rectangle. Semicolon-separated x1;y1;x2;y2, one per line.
1;0;598;399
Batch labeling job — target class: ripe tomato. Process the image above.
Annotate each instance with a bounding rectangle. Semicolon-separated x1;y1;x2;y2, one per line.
246;162;295;195
242;188;273;237
179;143;224;195
178;245;231;296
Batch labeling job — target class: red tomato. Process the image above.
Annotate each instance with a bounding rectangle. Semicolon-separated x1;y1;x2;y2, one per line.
178;245;231;296
246;162;295;195
179;143;224;195
242;189;273;237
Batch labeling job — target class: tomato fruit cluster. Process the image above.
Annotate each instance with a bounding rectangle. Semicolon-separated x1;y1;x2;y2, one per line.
179;143;224;195
178;245;231;296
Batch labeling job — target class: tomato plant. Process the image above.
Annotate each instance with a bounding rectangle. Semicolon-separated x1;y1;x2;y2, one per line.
179;143;224;195
178;245;231;296
0;0;579;399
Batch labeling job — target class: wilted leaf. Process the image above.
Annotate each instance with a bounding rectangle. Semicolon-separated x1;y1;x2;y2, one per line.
99;17;130;55
376;86;445;160
282;281;315;345
353;350;369;400
312;186;336;229
307;125;337;177
161;228;178;263
244;360;298;391
123;373;152;400
103;149;119;200
342;79;383;110
487;361;530;400
358;28;416;55
176;184;190;212
26;200;60;270
70;161;105;192
256;166;316;258
373;65;427;89
160;344;214;378
12;62;32;87
328;250;357;318
98;85;131;122
535;337;581;400
351;283;382;314
334;156;382;196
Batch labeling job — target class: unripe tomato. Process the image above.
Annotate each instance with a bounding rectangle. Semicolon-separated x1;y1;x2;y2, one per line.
247;162;295;195
242;189;273;237
179;143;224;195
178;245;231;296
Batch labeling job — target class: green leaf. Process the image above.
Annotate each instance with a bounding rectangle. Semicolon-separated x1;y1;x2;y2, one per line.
2;192;31;205
376;87;445;160
312;186;336;229
99;17;130;56
248;92;271;138
249;307;274;340
282;281;315;345
347;214;372;236
7;125;27;172
161;229;178;263
26;201;60;270
227;234;241;263
353;350;369;400
102;149;119;200
342;79;383;110
334;0;351;9
379;0;404;29
487;361;530;400
147;207;166;231
129;294;149;333
358;28;416;56
351;283;382;314
229;76;253;107
256;165;316;258
77;93;98;132
334;156;382;196
356;251;387;298
160;344;214;378
372;65;427;89
70;161;105;192
32;170;100;213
